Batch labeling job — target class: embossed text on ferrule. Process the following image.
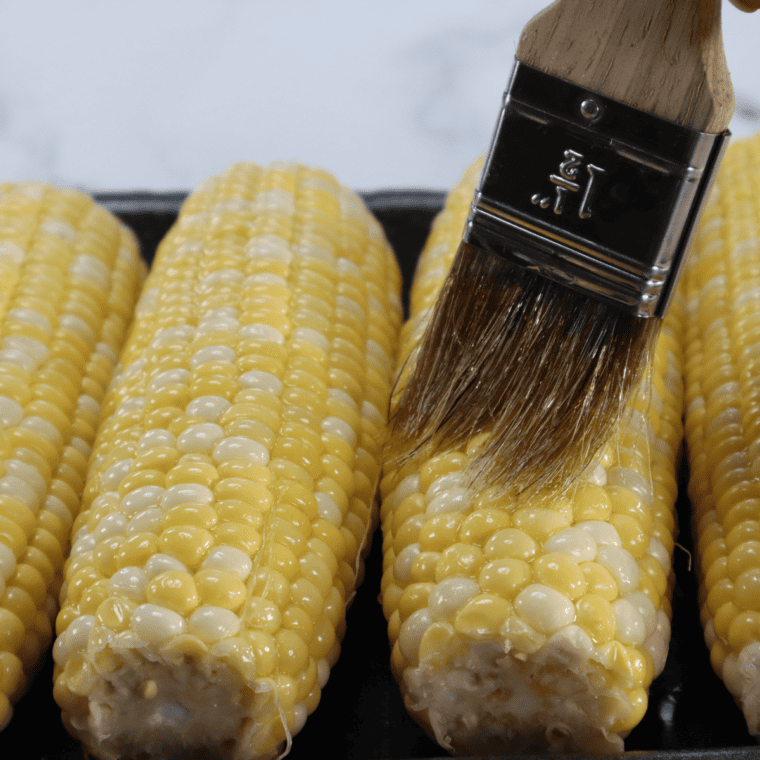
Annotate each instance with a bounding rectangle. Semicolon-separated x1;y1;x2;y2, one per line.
531;149;606;218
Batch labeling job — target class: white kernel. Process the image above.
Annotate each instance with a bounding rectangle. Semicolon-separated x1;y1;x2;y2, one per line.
95;341;119;364
0;542;16;582
574;520;622;547
544;527;598;561
161;483;214;510
239;370;283;396
136;429;176;452
317;658;330;688
315;492;343;526
626;591;658;638
291;327;329;351
393;544;421;584
59;314;95;342
176;423;225;454
0;348;35;373
212;436;269;465
514;584;576;635
69;436;92;459
202;546;253;580
151;324;194;346
429;578;479;621
126;508;162;536
392;474;421;509
320;417;357;448
596;544;641;594
93;512;128;541
0;397;23;428
361;401;384;428
6;308;52;336
722;652;742;697
328;388;358;411
426;472;467;502
131;604;186;644
43;494;72;525
42;218;77;240
398;607;433;663
0;241;24;262
65;614;97;655
147;369;190;393
185;395;232;421
121;486;165;515
69;253;111;290
199;269;243;291
196;317;239;334
3;335;49;367
109;566;148;601
101;459;134;491
612;598;647;645
245;272;288;288
78;396;101;422
606;467;654;506
190;345;236;369
245;234;292;263
0;475;40;510
336;295;364;321
188;606;241;643
240;323;285;344
20;416;62;447
291;703;308;736
69;533;96;558
426;487;470;516
548;624;594;658
144;554;189;577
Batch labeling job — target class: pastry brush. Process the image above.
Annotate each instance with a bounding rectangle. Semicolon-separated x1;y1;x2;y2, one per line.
389;0;736;492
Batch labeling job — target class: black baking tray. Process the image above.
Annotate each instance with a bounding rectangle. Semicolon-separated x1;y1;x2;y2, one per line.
2;191;758;760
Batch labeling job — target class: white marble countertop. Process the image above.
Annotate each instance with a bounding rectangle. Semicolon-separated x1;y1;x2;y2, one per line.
0;0;758;196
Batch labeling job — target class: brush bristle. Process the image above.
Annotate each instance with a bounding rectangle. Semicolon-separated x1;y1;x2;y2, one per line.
387;241;661;493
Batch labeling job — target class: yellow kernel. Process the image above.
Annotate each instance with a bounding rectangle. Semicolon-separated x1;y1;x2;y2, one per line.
484;528;537;561
727;609;760;651
713;601;740;641
276;629;310;678
609;514;649;560
570;482;612;522
145;570;200;615
511;506;570;543
409;551;440;583
0;586;37;629
610;686;648;733
418;452;468;493
478;558;531;600
245;597;282;635
580;562;619;601
282;605;315;644
398;583;433;622
727;540;760;580
163;503;218;531
706;578;735;617
159;525;214;569
734;567;760;611
77;581;110;617
213;522;261;555
458;509;512;546
532;552;587;600
418;513;464;552
453;593;511;639
194;568;247;611
165;460;219;489
214;478;273;511
246;629;277;676
95;597;137;632
434;544;485;582
576;594;617;644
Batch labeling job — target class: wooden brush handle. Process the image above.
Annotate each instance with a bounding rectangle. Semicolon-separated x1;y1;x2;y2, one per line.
517;0;733;132
730;0;760;10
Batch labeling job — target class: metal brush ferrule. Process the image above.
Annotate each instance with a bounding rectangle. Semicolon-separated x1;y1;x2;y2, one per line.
464;62;730;318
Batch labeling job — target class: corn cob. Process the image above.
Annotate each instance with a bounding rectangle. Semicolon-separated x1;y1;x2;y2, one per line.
682;132;760;736
380;159;683;754
52;162;402;760
0;183;145;731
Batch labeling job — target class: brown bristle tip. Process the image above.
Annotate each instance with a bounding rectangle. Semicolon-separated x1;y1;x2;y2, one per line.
387;243;662;494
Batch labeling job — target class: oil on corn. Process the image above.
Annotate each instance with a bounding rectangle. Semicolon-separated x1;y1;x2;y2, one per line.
52;163;402;760
380;160;683;754
0;184;145;731
683;131;760;737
